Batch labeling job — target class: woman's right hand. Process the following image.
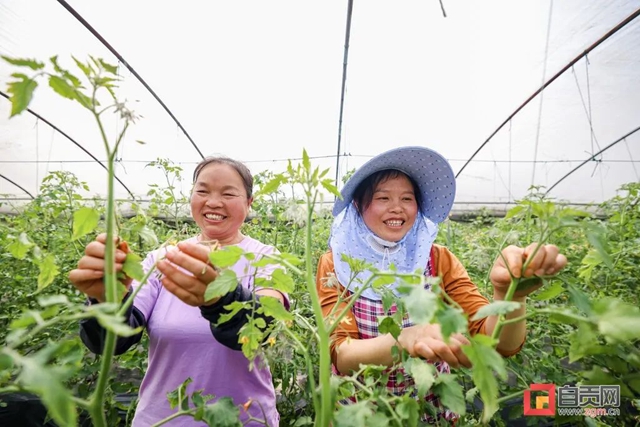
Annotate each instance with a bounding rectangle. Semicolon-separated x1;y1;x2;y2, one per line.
68;233;132;303
398;324;472;368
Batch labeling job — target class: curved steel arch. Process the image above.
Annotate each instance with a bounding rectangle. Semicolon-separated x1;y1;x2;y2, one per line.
545;125;640;195
455;7;640;179
57;0;205;160
0;91;136;199
0;173;34;199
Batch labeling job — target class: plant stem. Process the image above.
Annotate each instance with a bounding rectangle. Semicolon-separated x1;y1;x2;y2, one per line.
303;189;332;427
490;278;519;342
88;127;119;427
151;409;195;427
496;389;524;405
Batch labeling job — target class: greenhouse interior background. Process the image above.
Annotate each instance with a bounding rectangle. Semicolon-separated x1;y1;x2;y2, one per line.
1;0;638;215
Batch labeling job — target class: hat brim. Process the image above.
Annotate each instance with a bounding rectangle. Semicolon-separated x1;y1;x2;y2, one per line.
333;146;456;224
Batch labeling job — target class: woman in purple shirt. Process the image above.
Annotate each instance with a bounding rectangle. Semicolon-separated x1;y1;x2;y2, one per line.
69;157;287;426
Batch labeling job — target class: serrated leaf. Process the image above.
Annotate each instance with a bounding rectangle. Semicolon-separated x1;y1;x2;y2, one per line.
593;298;640;342
7;232;34;259
216;301;247;325
6;74;37;117
72;56;92;78
433;373;466;415
404;358;436;396
204;269;238;301
321;179;341;198
378;316;402;340
259;295;292;321
471;301;521;320
270;268;294;293
435;304;468;339
167;377;192;410
72;207;100;240
585;225;613;269
138;226;158;247
94;312;142;337
255;175;285;197
395;397;419;426
335;401;374;427
531;280;564;301
98;58;118;74
37;253;59;291
462;334;505;423
404;286;438;324
48;75;76;100
209;246;244;268
122;252;145;282
18;355;77;427
201;397;242;426
2;56;45;70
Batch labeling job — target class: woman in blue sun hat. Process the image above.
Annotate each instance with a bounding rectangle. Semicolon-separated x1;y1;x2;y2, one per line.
316;146;568;422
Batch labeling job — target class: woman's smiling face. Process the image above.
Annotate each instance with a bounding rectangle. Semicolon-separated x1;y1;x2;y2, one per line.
361;173;419;242
190;162;252;245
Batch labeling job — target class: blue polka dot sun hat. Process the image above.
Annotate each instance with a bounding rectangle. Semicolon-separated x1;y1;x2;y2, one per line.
333;146;456;223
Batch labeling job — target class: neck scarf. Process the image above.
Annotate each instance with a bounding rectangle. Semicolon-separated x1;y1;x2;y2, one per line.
329;203;439;300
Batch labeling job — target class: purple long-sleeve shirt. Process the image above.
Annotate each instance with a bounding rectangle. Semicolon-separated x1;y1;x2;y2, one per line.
115;235;284;426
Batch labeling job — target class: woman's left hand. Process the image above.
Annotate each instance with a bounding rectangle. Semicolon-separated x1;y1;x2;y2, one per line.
157;242;220;306
490;243;568;298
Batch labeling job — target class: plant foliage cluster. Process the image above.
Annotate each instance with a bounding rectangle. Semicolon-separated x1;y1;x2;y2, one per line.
0;56;638;426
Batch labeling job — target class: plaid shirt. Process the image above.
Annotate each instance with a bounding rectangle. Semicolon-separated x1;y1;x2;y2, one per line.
334;251;459;423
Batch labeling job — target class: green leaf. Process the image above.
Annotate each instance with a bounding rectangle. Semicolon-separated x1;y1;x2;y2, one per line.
72;56;93;78
404;358;436;396
504;205;525;219
72;207;100;240
18;355;77;427
302;149;311;171
531;280;564;301
403;286;438;324
335;401;374;427
122;251;145;282
255;175;285;197
566;283;592;315
204;269;239;301
37;253;59;291
37;295;70;307
395;397;419;427
435;304;468;339
321;178;341;198
463;334;506;423
585;224;613;268
6;73;37;116
471;300;521;321
259;295;293;321
93;311;142;337
433;373;466;415
7;232;34;259
167;377;192;410
568;322;601;362
98;58;118;74
209;246;244;268
138;226;158;247
270;268;294;293
378;316;402;340
216;301;247;325
593;298;640;342
1;56;45;70
48;75;76;100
